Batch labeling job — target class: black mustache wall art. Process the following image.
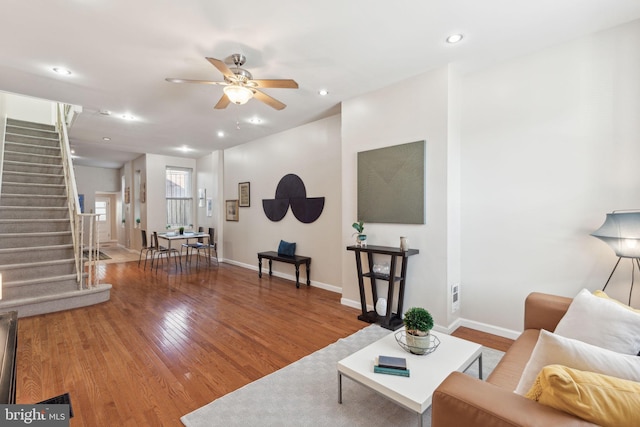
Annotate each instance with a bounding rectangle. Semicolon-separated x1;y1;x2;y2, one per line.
262;174;325;223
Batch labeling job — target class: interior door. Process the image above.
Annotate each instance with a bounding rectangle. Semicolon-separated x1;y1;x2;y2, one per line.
95;196;111;242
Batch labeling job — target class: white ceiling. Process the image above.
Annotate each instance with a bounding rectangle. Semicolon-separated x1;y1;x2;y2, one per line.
2;0;640;169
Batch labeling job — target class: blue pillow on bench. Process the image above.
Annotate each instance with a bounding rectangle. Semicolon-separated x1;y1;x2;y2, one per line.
278;240;296;257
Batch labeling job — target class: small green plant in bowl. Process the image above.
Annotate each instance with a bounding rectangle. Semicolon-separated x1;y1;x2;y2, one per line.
352;221;366;246
403;307;434;354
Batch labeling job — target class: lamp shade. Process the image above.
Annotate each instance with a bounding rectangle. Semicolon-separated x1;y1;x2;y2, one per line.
591;211;640;258
223;85;253;105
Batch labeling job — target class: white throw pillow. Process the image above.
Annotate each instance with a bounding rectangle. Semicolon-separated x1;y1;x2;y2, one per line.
554;288;640;355
514;330;640;395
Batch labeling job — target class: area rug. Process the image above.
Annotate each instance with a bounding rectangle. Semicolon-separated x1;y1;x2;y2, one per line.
181;325;504;427
82;250;111;260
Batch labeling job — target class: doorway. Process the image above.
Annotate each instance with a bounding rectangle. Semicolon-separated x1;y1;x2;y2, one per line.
95;196;111;243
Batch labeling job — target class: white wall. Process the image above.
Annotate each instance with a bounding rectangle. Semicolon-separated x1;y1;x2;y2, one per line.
341;67;454;329
1;92;55;124
74;165;121;212
195;151;223;249
223;115;342;290
144;153;197;246
460;19;640;333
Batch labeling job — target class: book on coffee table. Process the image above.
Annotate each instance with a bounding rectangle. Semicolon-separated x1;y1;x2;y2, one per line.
374;365;410;377
378;355;407;370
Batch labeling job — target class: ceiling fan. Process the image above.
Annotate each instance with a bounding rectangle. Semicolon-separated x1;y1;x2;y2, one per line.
165;54;298;110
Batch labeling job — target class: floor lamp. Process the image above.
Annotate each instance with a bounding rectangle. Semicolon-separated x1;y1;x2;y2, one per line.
591;210;640;305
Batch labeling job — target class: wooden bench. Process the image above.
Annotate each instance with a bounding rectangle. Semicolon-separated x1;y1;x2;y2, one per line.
257;251;311;288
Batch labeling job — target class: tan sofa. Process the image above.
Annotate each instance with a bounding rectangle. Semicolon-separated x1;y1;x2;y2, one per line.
432;292;598;426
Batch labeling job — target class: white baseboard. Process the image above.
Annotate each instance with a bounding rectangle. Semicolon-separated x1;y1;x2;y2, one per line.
225;259;342;293
339;297;520;340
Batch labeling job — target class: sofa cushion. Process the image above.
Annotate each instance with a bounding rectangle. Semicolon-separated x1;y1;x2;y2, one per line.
514;330;640;395
525;364;640;427
593;290;640;314
554;288;640;355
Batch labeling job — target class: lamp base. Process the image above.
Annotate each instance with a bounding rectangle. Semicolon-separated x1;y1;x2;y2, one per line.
602;257;640;305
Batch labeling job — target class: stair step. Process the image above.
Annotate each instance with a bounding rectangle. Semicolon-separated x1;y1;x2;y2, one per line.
1;171;65;185
0;206;68;220
2;274;79;300
0;259;76;283
5;125;58;139
0;284;111;318
2;160;63;174
6;119;56;132
4;141;60;156
0;244;74;264
0;219;71;233
0;194;67;207
2;182;66;196
0;231;72;248
4;133;59;148
4;150;62;166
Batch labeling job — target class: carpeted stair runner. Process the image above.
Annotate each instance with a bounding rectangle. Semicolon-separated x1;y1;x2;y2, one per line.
0;118;110;317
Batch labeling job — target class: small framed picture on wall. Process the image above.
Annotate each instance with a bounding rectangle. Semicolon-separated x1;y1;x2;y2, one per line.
226;200;239;221
239;182;250;207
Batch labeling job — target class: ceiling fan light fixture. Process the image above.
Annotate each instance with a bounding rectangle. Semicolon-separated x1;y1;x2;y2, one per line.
224;85;253;105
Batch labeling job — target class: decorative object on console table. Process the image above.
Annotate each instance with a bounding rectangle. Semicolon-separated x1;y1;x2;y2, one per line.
591;210;640;304
402;307;434;355
239;182;250;207
352;220;366;246
400;236;409;251
347;244;419;330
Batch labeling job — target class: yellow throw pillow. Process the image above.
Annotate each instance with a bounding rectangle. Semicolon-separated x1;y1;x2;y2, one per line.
593;290;640;314
525;364;640;427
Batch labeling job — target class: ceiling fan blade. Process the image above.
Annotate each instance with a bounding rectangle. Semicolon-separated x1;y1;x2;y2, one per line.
165;78;225;85
251;79;299;89
252;89;286;110
214;93;231;109
206;57;235;79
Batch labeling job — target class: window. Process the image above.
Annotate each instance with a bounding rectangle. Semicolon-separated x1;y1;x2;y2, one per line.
166;167;193;227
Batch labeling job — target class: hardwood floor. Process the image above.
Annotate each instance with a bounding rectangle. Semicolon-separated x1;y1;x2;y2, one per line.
15;260;512;426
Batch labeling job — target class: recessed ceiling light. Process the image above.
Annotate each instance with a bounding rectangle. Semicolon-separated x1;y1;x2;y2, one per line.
217;131;225;137
318;89;329;96
52;67;72;76
249;118;262;124
178;145;192;152
99;109;111;116
446;34;464;44
70;149;75;154
102;137;111;141
121;114;135;121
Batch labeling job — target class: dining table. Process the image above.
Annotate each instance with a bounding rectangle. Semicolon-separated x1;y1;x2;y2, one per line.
157;231;212;268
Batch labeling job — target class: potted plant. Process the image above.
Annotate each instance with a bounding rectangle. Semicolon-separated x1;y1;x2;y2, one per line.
135;218;141;228
179;226;185;235
403;307;434;355
352;220;366;246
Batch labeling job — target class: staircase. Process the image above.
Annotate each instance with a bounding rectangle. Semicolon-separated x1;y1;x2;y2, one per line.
0;118;110;317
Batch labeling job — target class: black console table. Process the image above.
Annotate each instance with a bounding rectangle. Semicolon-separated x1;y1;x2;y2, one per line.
347;245;419;330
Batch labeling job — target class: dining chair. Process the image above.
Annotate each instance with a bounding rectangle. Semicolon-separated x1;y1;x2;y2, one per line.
138;229;155;269
195;227;219;267
152;231;181;272
181;226;204;265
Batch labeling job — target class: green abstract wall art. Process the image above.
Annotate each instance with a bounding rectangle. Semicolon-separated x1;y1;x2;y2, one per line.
357;140;425;224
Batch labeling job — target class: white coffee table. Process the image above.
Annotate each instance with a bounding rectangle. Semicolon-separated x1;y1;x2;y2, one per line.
337;329;482;427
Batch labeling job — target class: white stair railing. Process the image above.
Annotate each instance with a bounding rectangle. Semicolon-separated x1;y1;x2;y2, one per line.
56;103;99;289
